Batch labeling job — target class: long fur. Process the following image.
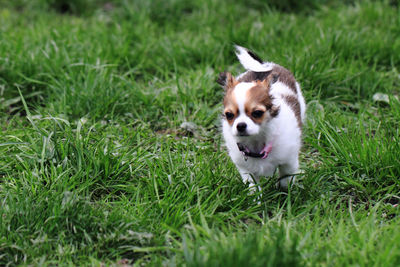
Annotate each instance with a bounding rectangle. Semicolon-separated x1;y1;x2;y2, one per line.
235;45;275;72
222;46;306;191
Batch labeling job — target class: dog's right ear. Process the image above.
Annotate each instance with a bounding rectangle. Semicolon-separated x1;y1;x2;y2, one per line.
217;71;237;90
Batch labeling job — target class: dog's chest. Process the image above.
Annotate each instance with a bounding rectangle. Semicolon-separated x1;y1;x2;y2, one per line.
231;148;279;177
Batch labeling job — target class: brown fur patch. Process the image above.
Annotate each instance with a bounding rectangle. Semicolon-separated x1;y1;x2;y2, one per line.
223;89;238;125
218;71;238;91
237;66;297;94
272;65;297;93
283;95;302;128
244;78;280;124
238;71;271;83
270;105;280;117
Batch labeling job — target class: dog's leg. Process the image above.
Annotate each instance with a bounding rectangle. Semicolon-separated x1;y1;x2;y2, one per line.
239;171;261;194
278;158;299;190
240;171;262;204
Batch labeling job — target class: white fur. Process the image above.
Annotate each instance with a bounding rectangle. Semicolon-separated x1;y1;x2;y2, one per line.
296;82;306;123
269;81;296;97
235;45;275;72
231;83;261;136
222;47;306;191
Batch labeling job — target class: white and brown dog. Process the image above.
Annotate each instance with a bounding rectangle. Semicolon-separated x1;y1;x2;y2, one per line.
218;46;306;191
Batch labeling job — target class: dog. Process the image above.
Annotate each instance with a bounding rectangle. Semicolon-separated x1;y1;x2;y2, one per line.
218;45;306;192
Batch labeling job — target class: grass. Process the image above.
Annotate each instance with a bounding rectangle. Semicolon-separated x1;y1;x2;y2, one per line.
1;0;400;265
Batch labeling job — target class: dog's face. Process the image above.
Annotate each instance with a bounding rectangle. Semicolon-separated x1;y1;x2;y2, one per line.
218;72;279;138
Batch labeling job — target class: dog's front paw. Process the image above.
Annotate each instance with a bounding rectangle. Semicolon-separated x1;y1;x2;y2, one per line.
277;175;295;191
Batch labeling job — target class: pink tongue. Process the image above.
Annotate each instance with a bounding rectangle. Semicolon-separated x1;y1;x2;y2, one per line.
260;142;273;159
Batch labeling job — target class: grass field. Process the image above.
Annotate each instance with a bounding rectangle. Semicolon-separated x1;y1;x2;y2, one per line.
1;0;400;266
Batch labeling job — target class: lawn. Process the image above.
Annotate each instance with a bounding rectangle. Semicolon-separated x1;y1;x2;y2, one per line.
1;0;400;266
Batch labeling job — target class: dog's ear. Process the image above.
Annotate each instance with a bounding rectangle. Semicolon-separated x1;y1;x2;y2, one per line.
217;71;237;90
259;74;280;117
260;72;279;88
271;72;280;84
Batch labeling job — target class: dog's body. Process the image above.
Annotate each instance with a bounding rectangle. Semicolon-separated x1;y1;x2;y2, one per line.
219;46;305;190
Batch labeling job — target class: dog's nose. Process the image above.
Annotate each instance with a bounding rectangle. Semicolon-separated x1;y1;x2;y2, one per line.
236;122;247;133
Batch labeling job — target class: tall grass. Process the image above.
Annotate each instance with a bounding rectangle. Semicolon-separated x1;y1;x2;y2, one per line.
1;0;399;265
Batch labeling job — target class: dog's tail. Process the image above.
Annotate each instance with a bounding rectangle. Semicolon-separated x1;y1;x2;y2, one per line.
235;45;274;72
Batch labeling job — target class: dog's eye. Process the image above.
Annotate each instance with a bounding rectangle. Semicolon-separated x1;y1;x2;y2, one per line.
251;110;264;118
225;112;234;120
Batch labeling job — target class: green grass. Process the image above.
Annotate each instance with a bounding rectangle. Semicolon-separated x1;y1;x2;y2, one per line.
1;0;400;265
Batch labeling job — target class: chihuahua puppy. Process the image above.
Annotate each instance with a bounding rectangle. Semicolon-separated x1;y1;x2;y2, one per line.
218;46;305;191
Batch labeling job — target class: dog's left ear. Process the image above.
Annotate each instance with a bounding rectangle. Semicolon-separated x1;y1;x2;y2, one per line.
271;72;280;84
217;71;237;90
259;73;280;117
260;72;279;88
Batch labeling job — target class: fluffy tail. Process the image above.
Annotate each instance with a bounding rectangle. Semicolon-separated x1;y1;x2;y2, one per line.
235;45;274;72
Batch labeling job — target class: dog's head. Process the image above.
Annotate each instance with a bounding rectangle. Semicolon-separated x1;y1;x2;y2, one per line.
218;72;280;138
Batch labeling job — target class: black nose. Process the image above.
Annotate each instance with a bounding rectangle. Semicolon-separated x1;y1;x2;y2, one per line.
236;122;247;133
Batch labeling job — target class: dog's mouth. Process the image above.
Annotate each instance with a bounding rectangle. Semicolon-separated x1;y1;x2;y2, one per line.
237;142;272;159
